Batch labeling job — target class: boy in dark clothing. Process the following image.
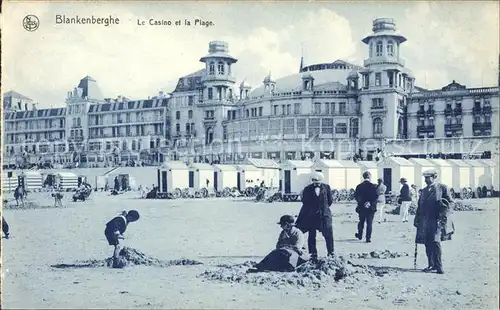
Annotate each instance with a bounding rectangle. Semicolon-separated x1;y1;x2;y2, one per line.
105;210;140;267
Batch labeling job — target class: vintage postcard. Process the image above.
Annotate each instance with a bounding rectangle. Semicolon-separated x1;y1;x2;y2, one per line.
1;1;499;309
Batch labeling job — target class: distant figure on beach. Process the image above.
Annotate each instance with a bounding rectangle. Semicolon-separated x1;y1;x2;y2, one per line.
354;171;378;243
104;210;140;268
247;215;308;273
295;172;334;259
206;178;210;189
399;178;412;223
2;216;10;239
114;177;120;192
376;178;388;223
414;169;454;275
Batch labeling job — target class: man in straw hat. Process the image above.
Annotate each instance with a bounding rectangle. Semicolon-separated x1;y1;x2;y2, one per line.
414;169;455;274
295;171;335;260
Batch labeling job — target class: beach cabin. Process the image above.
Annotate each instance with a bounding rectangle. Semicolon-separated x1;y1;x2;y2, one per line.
280;160;314;197
157;161;189;193
213;164;238;191
427;159;453;188
18;170;43;192
188;163;214;190
235;164;261;191
55;171;79;190
447;159;472;193
377;157;415;194
312;159;345;190
465;160;489;190
108;167;157;191
357;161;379;181
2;170;19;191
479;159;499;189
245;158;280;188
408;158;436;189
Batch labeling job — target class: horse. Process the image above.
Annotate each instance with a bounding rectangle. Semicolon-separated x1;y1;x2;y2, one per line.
14;185;27;207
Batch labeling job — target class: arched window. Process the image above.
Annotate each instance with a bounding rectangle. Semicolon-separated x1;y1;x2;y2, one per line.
387;41;394;56
217;61;225;74
373;117;383;134
122;140;127;150
188;110;193;119
132;140;137;151
369;43;373;57
376;41;383;56
175;123;180;133
209;62;215;75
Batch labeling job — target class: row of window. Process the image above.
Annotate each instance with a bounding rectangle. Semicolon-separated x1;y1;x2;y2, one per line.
4;119;65;131
89;111;164;125
369;40;396;57
208;61;231;76
176;110;194;120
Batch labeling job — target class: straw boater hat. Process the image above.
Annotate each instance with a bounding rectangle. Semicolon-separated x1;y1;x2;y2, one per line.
311;171;324;182
422;169;438;177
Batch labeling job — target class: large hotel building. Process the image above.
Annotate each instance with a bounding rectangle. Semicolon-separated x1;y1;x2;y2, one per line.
2;18;499;168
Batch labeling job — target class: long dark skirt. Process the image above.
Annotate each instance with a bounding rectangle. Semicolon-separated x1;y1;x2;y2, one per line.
255;249;307;272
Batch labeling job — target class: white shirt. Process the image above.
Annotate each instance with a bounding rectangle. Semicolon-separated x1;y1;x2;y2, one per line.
315;187;320;196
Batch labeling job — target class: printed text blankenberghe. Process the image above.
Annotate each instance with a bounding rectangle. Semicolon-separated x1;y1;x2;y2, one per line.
55;15;120;26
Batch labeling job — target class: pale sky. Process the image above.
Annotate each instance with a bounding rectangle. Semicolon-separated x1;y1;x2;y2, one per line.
2;1;499;108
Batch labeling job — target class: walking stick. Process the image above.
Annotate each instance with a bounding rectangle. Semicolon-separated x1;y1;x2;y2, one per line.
414;243;418;270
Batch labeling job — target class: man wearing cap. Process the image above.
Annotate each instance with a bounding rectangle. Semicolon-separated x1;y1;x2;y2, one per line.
248;215;308;272
354;171;378;242
399;178;412;222
295;171;334;259
414;169;454;274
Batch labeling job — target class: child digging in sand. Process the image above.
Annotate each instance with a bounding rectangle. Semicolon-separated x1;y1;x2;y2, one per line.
105;210;140;268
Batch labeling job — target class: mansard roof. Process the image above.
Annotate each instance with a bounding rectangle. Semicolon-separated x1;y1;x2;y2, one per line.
3;90;33;101
4;107;67;120
88;98;168;113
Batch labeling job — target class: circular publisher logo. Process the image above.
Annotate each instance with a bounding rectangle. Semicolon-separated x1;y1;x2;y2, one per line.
23;15;40;32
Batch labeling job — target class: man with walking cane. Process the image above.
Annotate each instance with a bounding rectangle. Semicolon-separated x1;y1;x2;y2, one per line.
413;169;454;274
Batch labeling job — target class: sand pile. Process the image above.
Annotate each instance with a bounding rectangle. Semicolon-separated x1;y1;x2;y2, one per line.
52;247;203;269
199;255;377;289
453;201;484;211
387;204;417;215
3;200;62;210
349;250;409;259
105;247;204;268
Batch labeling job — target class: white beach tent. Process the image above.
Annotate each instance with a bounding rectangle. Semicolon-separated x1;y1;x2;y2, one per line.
18;170;43;192
447;159;472;192
213;164;238;191
479;159;499;189
312;159;361;190
157;161;189;193
279;160;314;196
2;170;19;192
245;158;280;188
56;171;79;190
357;161;379;182
188;163;214;190
427;159;453;188
235;164;261;191
376;157;415;194
408;158;437;189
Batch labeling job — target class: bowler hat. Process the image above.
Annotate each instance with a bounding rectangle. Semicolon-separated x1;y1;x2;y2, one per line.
400;178;407;182
277;215;295;225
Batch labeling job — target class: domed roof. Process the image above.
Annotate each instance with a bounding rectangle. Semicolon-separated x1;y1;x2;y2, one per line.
240;79;251;88
250;67;350;98
263;72;274;83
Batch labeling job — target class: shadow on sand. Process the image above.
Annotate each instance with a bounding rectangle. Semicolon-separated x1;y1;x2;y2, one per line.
51;261;105;269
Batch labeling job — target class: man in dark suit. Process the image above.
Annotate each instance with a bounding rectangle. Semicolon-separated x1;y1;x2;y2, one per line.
354;171;378;243
295;172;334;260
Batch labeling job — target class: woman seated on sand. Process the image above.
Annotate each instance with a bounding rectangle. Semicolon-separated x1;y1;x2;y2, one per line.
247;215;309;273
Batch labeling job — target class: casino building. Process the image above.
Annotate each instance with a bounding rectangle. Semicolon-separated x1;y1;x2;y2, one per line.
2;18;499;168
169;18;499;163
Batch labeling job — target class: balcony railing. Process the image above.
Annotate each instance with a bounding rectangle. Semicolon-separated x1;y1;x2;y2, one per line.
454;107;462;115
473;106;482;114
417;110;426;117
417;125;435;133
483;106;492;114
427;109;435;116
444;124;463;131
444;107;453;116
371;105;384;110
473;122;492;131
